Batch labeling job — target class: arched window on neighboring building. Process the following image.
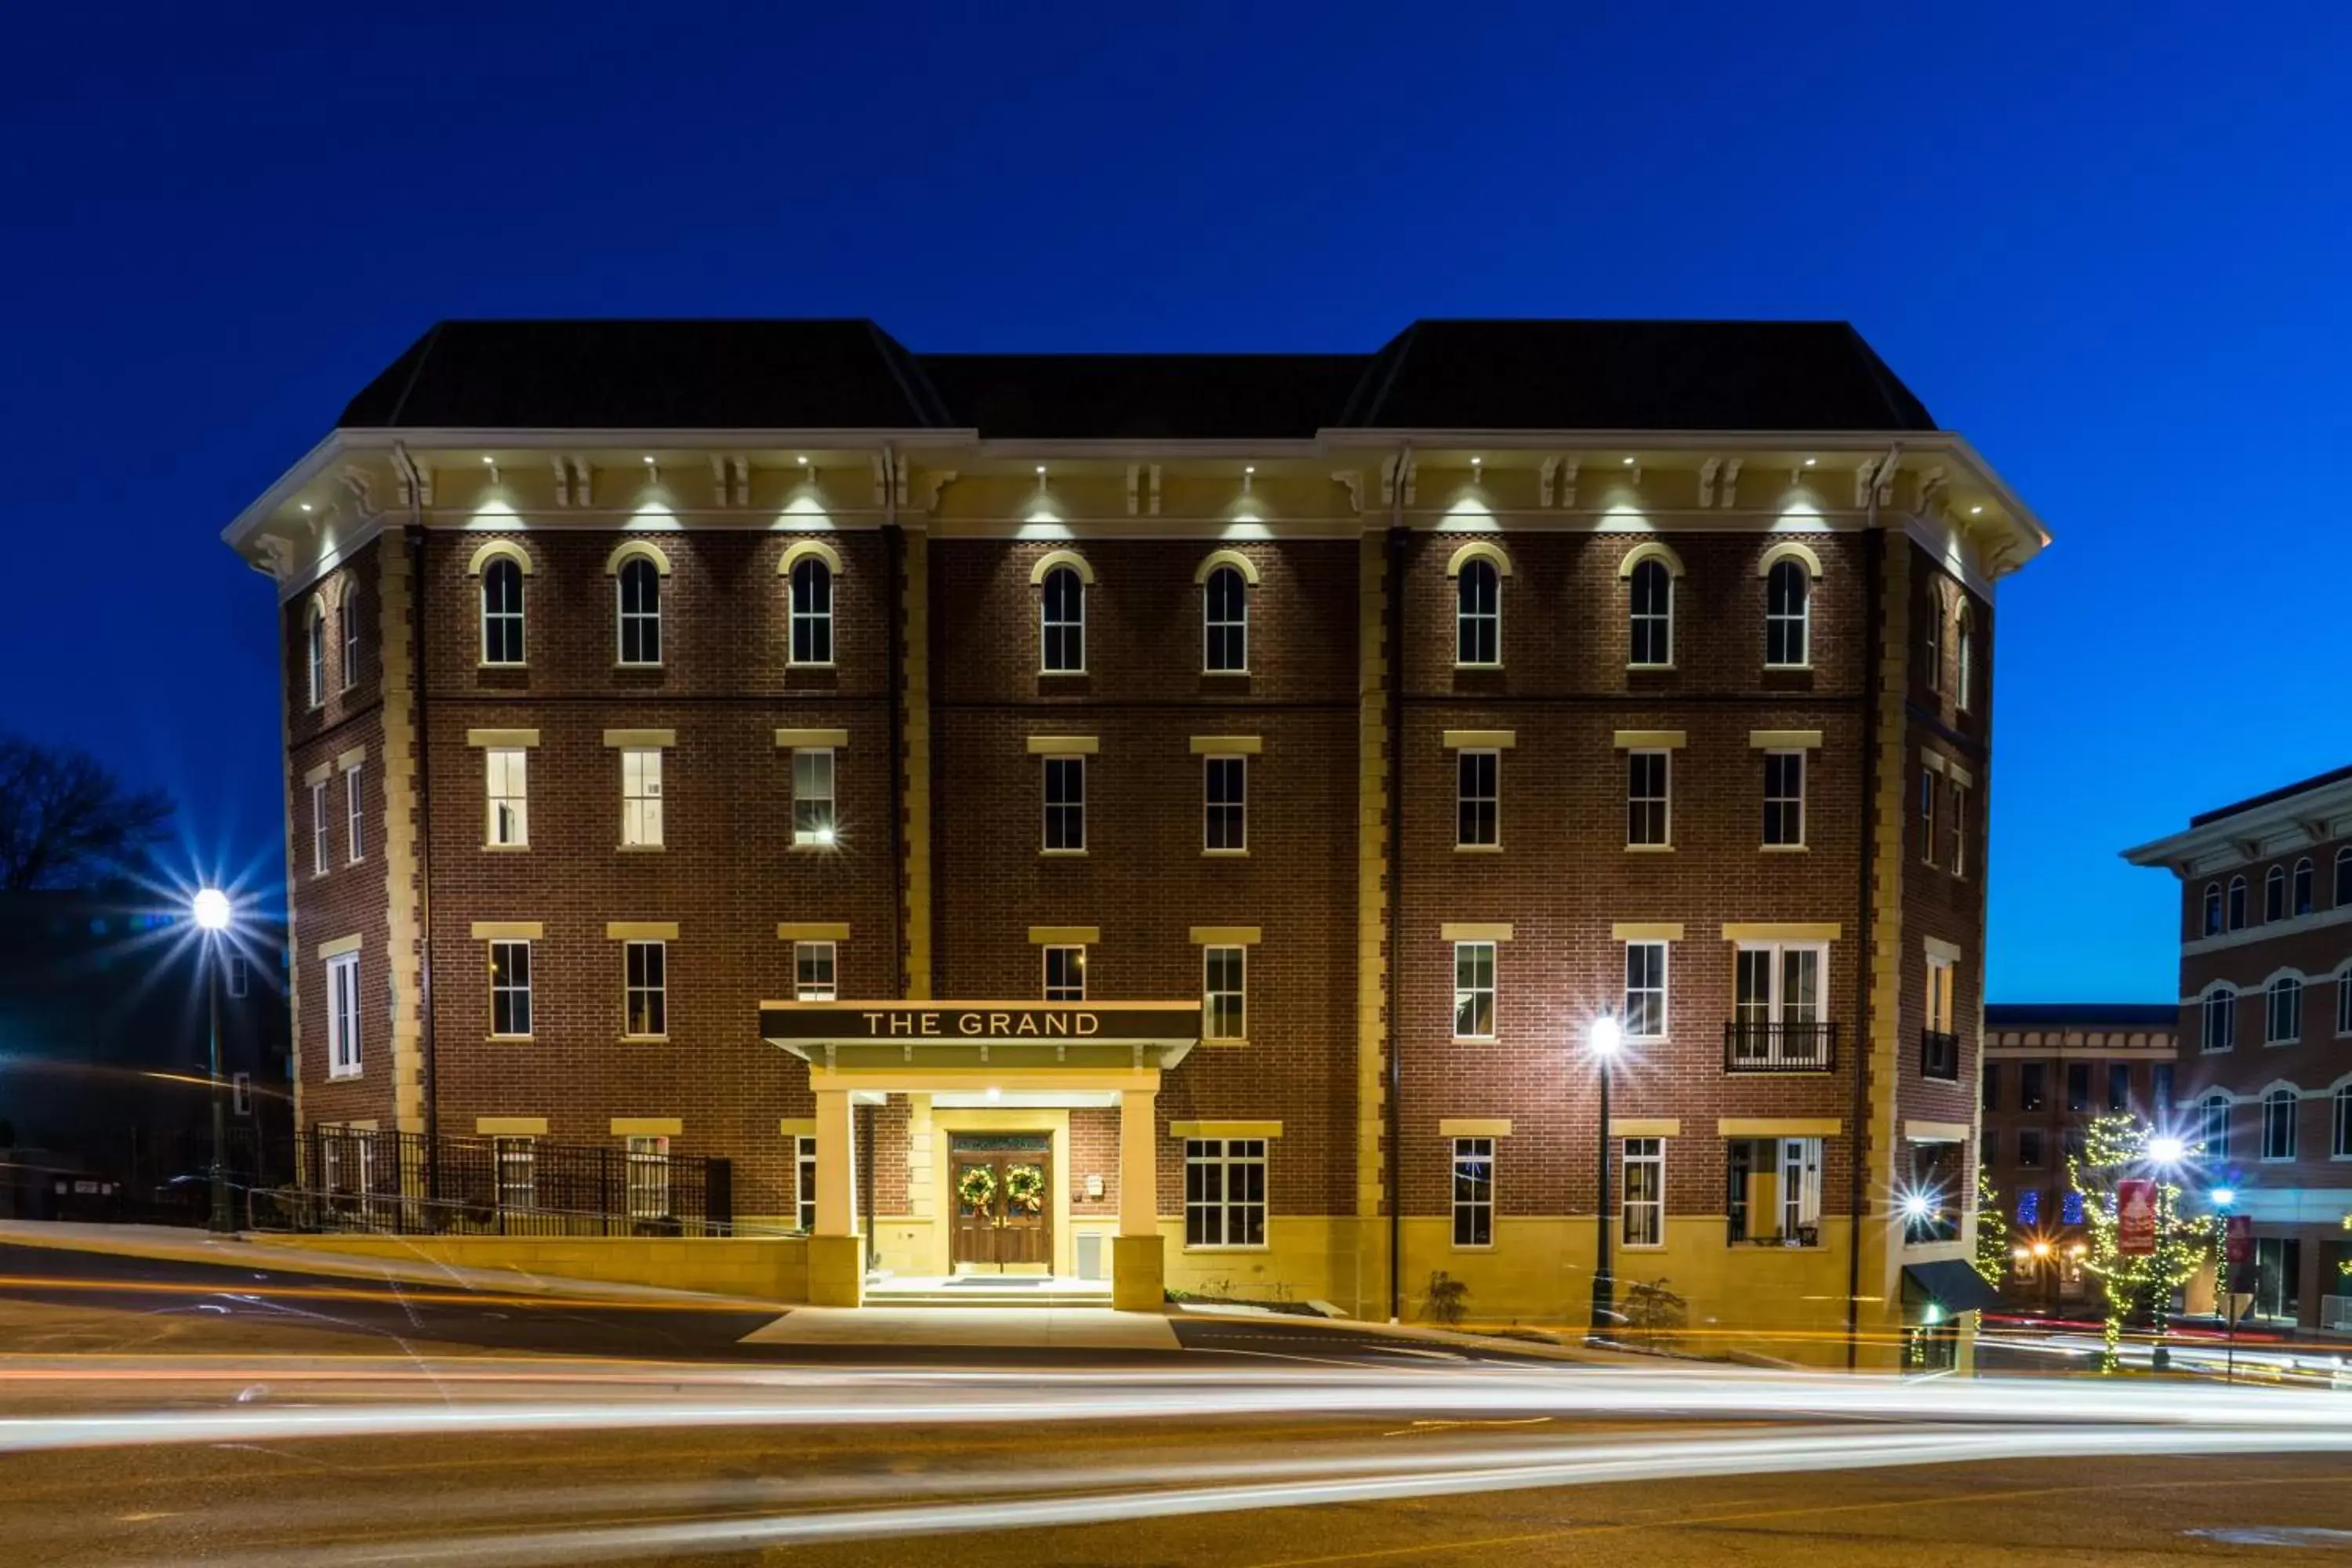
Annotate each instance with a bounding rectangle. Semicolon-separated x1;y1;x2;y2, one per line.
2228;875;2249;931
789;557;833;666
617;557;662;666
1456;557;1501;666
2202;984;2238;1053
1040;565;1085;673
1203;564;1248;673
2202;882;2224;937
2266;865;2288;922
2334;1083;2352;1158
481;557;525;666
2339;845;2352;908
2267;975;2304;1046
1764;558;1810;667
2337;961;2352;1040
1628;557;1674;667
305;604;327;709
2201;1093;2232;1160
1955;602;1975;712
2263;1087;2299;1162
1923;585;1945;694
2292;856;2314;916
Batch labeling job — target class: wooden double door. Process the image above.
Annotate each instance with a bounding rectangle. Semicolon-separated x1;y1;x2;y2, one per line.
950;1136;1053;1272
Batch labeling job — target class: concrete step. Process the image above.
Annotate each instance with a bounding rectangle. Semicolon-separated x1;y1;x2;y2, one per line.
866;1283;1112;1309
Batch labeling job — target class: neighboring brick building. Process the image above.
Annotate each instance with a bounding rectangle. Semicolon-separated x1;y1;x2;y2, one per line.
1978;1002;2179;1313
222;318;2047;1363
2125;766;2352;1332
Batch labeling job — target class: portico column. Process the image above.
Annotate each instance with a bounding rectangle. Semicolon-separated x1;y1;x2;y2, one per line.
807;1087;863;1307
1112;1087;1166;1311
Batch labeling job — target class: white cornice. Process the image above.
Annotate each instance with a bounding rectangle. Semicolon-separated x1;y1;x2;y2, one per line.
2122;783;2352;875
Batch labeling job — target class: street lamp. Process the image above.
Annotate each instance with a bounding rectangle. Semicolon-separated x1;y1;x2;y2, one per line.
192;887;234;1233
2147;1134;2187;1166
1587;1014;1622;1343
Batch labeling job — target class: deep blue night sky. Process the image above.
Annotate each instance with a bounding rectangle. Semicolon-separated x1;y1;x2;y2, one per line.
3;3;2343;1001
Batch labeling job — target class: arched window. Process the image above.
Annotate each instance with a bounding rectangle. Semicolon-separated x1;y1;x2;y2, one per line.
617;557;662;666
2201;1093;2231;1160
305;604;327;709
2334;1083;2352;1158
790;557;833;666
2263;1087;2299;1162
2228;875;2248;931
1765;559;1809;667
481;557;524;666
1955;604;1974;712
2339;846;2352;908
2265;865;2288;922
1203;565;1247;673
2267;975;2303;1045
1923;588;1945;693
2202;984;2238;1053
1628;558;1673;666
2202;883;2223;937
1456;558;1500;666
2340;963;2352;1039
1040;565;1084;673
2293;857;2314;916
341;599;359;692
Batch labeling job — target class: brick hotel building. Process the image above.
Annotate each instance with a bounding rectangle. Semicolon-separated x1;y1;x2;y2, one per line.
2126;766;2352;1331
222;318;2047;1363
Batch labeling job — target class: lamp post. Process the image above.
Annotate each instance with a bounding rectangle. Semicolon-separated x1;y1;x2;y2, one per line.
191;887;233;1234
1587;1014;1621;1344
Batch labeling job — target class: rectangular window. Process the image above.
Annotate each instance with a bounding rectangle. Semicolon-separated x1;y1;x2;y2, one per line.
1950;780;1969;877
1451;1137;1494;1248
326;952;361;1079
624;940;667;1038
1043;944;1087;1001
345;764;365;862
1457;750;1500;848
488;939;532;1038
2152;1062;2175;1111
1981;1061;1999;1112
1043;756;1086;852
1922;954;1958;1079
2267;979;2303;1046
1729;943;1827;1069
342;608;359;692
1919;769;1939;867
1453;941;1496;1040
1204;755;1247;853
1202;946;1246;1041
1762;751;1806;848
2016;1128;2045;1167
231;1072;252;1116
795;1135;818;1232
495;1137;536;1211
792;748;836;848
794;941;837;1002
626;1134;670;1220
310;780;328;875
2065;1062;2090;1113
1622;1137;1664;1247
2254;1236;2302;1321
1903;1141;1964;1244
2020;1062;2047;1112
1626;750;1669;848
2107;1063;2132;1114
621;748;664;848
486;748;528;848
1726;1136;1820;1244
225;953;250;1000
1183;1138;1266;1247
2062;1125;2085;1165
1623;941;1668;1040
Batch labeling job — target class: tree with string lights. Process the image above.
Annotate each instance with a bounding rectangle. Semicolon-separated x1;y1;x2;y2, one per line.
1973;1163;2008;1289
2070;1113;2218;1374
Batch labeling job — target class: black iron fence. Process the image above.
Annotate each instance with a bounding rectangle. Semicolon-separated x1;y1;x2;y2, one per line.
248;1127;735;1238
1722;1020;1838;1073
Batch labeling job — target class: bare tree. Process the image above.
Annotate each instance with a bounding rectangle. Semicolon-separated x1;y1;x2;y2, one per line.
0;734;173;891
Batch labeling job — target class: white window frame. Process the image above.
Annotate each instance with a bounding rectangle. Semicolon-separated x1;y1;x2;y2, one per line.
1955;604;1974;712
486;747;528;848
325;952;361;1080
1040;565;1085;673
1043;944;1087;1001
2203;882;2223;936
617;556;662;666
1949;778;1969;879
621;747;664;848
306;607;327;709
1453;940;1497;1041
2263;1088;2299;1163
1919;768;1939;868
1457;749;1500;849
2266;865;2288;923
2293;857;2315;916
1730;942;1828;1069
793;747;837;848
1203;564;1248;673
1202;946;1246;1042
310;779;329;875
626;1134;671;1220
2267;975;2303;1046
481;557;525;666
2228;875;2248;930
1762;750;1806;848
1621;1136;1664;1248
794;941;837;1002
341;601;359;692
1764;559;1809;668
225;953;250;999
2337;964;2352;1038
789;557;834;666
344;764;365;863
2201;1094;2231;1160
488;938;532;1040
1626;749;1669;848
1042;754;1086;853
1182;1137;1267;1249
495;1136;536;1211
1203;754;1247;854
623;939;668;1040
1779;1136;1824;1239
1454;558;1501;668
1924;591;1946;694
2333;1085;2352;1160
1628;557;1673;668
2203;985;2238;1053
1450;1136;1494;1250
794;1134;818;1231
1622;940;1668;1041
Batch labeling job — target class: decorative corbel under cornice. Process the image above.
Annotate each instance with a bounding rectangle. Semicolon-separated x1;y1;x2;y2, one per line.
1148;463;1162;517
1332;470;1363;514
1125;463;1140;517
1718;457;1741;508
1556;458;1579;509
337;464;378;518
1697;457;1721;509
919;470;960;514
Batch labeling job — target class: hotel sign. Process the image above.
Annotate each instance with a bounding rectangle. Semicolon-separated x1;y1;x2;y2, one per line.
760;1002;1197;1044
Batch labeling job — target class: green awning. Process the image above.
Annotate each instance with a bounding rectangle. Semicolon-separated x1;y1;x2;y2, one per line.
1902;1259;2002;1315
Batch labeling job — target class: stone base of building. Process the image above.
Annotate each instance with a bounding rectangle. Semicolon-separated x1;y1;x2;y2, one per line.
1112;1233;1166;1310
807;1233;866;1307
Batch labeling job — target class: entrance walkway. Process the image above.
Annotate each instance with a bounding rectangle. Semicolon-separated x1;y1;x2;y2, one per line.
867;1275;1112;1308
742;1305;1178;1350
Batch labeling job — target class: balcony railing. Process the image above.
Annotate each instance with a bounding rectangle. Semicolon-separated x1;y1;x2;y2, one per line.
1920;1029;1960;1080
1723;1020;1837;1073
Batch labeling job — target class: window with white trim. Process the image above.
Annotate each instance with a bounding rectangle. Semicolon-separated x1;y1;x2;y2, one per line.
1040;566;1085;673
341;601;360;692
310;780;329;875
2334;1086;2352;1160
1184;1138;1266;1247
794;1134;818;1231
2339;965;2352;1037
1730;943;1827;1069
621;748;664;848
2339;847;2352;908
345;765;365;862
794;941;837;1002
1043;944;1087;1001
1453;941;1496;1040
1203;564;1247;673
495;1137;536;1211
1042;755;1085;852
2263;1087;2299;1162
2201;1094;2231;1160
1456;557;1501;666
488;939;532;1038
2228;875;2248;931
1918;768;1939;867
1763;750;1806;848
2266;866;2288;923
326;952;361;1079
306;607;326;709
1949;779;1969;878
1457;750;1499;848
1924;590;1945;694
481;557;524;665
1628;558;1672;666
1622;941;1668;1040
1955;604;1974;712
486;748;528;848
1621;1137;1664;1247
1204;755;1246;852
2202;882;2223;936
2203;985;2238;1053
1727;1136;1821;1244
2267;975;2303;1045
793;748;836;848
2292;857;2314;916
1923;953;1958;1080
624;941;667;1038
1451;1137;1494;1247
1626;750;1669;848
626;1134;670;1219
618;557;662;666
226;953;250;999
789;557;833;665
1764;558;1809;667
1202;946;1245;1041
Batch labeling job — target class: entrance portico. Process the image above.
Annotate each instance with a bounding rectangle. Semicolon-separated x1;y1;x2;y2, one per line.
760;1000;1198;1310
